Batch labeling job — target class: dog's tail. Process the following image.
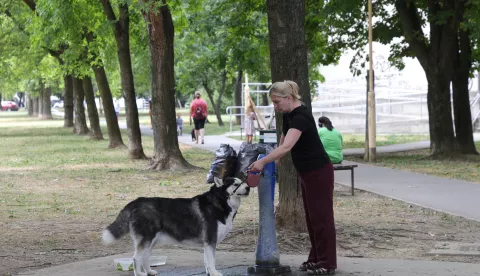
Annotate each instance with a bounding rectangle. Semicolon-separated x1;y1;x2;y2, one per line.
102;208;131;245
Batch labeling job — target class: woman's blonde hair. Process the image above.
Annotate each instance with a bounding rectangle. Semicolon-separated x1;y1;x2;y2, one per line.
269;80;302;101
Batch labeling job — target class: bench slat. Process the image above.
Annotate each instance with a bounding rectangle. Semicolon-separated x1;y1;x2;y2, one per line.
333;165;358;170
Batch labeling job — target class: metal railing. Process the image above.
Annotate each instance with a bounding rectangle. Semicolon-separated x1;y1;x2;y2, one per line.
225;105;275;132
315;85;480;125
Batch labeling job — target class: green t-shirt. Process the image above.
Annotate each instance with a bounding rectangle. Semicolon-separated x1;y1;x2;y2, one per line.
318;127;343;164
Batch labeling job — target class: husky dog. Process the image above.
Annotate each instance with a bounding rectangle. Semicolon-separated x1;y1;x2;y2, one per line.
102;177;250;276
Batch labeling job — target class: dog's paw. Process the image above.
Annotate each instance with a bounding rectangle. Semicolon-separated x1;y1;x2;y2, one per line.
147;269;158;276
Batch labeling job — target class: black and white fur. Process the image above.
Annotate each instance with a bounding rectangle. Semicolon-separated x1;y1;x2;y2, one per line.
102;177;250;276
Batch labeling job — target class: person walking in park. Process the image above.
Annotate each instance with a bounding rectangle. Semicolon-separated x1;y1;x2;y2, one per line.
249;80;336;275
190;91;208;144
318;116;343;164
114;99;121;121
176;113;183;136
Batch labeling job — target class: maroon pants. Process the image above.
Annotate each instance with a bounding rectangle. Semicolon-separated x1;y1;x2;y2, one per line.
298;163;337;269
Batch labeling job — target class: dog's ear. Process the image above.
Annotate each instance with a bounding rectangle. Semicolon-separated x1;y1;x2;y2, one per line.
213;177;224;187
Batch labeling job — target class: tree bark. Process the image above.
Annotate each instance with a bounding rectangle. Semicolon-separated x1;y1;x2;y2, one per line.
261;84;269;106
38;82;44;117
425;72;455;155
40;86;53;119
93;65;125;148
86;31;125;148
63;74;74;127
32;97;39;117
396;0;458;156
73;77;90;135
267;0;311;231
141;0;192;170
216;68;228;126
27;94;33;116
235;67;243;125
203;81;224;126
452;9;477;154
83;77;104;140
100;0;146;159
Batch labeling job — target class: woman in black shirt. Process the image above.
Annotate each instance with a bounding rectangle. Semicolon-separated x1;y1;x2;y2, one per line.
249;81;336;275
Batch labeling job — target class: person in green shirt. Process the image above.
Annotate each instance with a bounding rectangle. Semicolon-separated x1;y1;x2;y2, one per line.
318;116;343;164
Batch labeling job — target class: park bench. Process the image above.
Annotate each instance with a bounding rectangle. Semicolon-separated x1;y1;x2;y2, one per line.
333;164;358;196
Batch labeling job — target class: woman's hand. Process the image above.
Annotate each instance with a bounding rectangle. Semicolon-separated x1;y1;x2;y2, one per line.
249;159;265;172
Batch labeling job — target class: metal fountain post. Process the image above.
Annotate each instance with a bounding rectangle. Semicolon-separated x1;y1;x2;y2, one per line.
247;154;291;276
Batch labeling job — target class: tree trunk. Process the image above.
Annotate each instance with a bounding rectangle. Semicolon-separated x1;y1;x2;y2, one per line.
73;77;90;135
261;84;269;106
215;68;227;126
425;72;455;155
32;97;39;117
141;0;192;170
27;94;33;116
267;0;311;231
100;0;146;159
64;74;74;127
452;25;477;154
203;82;224;126
38;82;44;118
235;67;243;125
93;65;125;148
40;86;53;119
83;77;104;140
86;31;125;148
396;0;458;156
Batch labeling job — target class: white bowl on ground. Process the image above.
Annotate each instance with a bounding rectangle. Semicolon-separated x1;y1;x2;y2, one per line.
114;256;168;271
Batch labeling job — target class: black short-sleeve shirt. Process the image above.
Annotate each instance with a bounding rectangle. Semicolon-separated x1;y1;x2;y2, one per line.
282;105;331;172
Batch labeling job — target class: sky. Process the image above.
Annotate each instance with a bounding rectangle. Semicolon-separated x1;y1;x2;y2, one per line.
319;42;427;88
319;43;479;92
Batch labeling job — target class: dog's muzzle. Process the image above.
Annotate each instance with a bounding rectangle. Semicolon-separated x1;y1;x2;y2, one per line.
232;184;250;196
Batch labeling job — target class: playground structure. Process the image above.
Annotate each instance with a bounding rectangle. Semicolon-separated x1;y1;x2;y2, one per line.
226;79;480;135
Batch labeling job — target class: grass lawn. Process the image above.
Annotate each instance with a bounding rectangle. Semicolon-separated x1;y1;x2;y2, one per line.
228;133;430;148
342;134;429;148
347;143;480;183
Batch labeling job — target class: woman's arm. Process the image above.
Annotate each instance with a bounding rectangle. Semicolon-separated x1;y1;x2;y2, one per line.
249;129;301;172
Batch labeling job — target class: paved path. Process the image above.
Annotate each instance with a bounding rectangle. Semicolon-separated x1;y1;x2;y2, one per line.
21;248;480;276
334;160;480;221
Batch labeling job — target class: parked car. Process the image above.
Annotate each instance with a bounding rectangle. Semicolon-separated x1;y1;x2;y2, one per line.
1;101;19;111
51;99;61;107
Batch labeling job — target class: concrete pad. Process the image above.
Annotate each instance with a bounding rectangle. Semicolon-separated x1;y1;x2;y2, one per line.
429;243;480;256
16;249;480;276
